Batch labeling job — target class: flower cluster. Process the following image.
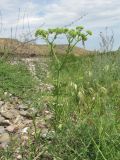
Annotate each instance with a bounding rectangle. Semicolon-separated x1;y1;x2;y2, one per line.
35;26;92;42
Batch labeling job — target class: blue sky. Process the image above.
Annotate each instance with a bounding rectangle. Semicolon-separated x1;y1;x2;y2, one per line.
0;0;120;50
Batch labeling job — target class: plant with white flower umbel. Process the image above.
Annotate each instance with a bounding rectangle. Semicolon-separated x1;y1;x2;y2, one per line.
35;26;92;123
35;26;92;59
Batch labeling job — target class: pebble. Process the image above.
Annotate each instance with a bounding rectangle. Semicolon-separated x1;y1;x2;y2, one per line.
0;126;5;134
0;133;10;146
6;125;15;133
0;95;52;149
0;115;5;123
0;119;11;126
0;101;4;107
1;111;14;119
16;104;28;110
28;108;38;116
21;127;29;134
19;111;32;119
0;142;9;149
4;92;8;96
16;155;22;160
41;128;48;138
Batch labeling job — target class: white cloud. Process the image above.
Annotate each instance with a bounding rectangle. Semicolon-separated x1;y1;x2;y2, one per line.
0;0;120;49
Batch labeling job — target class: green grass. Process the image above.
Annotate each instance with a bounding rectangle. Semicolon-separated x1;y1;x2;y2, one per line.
0;59;47;110
46;53;120;160
0;59;37;101
0;53;120;159
0;58;48;160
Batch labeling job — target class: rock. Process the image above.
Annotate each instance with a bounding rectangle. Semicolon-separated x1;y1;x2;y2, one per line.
24;120;32;125
0;115;10;126
45;114;53;120
39;83;54;92
16;155;22;160
6;125;15;133
1;111;14;119
0;115;5;123
21;135;29;141
0;101;4;107
16;104;28;110
27;108;38;116
1;109;19;119
8;93;12;97
41;128;48;138
21;127;29;134
14;115;24;124
17;124;25;131
19;111;32;119
43;110;53;120
0;103;10;112
0;142;10;149
0;133;10;148
0;126;5;134
46;130;55;139
4;92;8;96
0;120;10;126
10;96;20;104
21;135;29;146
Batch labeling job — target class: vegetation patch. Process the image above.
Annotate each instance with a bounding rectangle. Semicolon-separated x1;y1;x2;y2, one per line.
46;53;120;160
0;59;36;100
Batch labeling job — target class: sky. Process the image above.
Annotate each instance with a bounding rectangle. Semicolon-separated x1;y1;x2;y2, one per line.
0;0;120;50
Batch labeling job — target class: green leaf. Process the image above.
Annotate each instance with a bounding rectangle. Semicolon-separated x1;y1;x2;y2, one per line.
86;30;92;36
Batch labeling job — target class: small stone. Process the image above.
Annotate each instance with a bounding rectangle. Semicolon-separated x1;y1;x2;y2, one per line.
16;155;22;160
44;110;50;114
4;92;8;96
43;110;53;120
0;142;9;149
0;120;10;126
24;120;32;125
47;130;55;139
14;115;24;124
21;127;29;134
15;147;21;154
0;126;5;134
21;135;29;146
6;125;15;133
41;128;48;138
45;114;53;120
8;93;12;97
14;124;24;133
0;101;4;107
0;115;5;123
16;104;28;110
0;133;10;144
1;111;14;119
19;111;32;119
28;108;37;116
21;135;29;141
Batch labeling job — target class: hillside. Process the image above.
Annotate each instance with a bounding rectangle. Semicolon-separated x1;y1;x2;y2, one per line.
0;38;92;57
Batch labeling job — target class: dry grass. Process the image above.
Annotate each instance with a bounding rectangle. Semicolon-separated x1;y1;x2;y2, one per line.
0;38;92;57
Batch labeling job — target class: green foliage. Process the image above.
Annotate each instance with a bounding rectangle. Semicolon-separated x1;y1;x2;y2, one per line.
2;25;119;160
47;53;120;160
35;26;92;56
0;53;120;160
35;26;92;109
35;29;48;38
86;30;93;36
0;59;36;100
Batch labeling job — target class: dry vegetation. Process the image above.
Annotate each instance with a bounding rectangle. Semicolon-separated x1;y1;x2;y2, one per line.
0;38;92;57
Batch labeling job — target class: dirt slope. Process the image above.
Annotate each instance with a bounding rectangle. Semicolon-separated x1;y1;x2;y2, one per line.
0;38;92;57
